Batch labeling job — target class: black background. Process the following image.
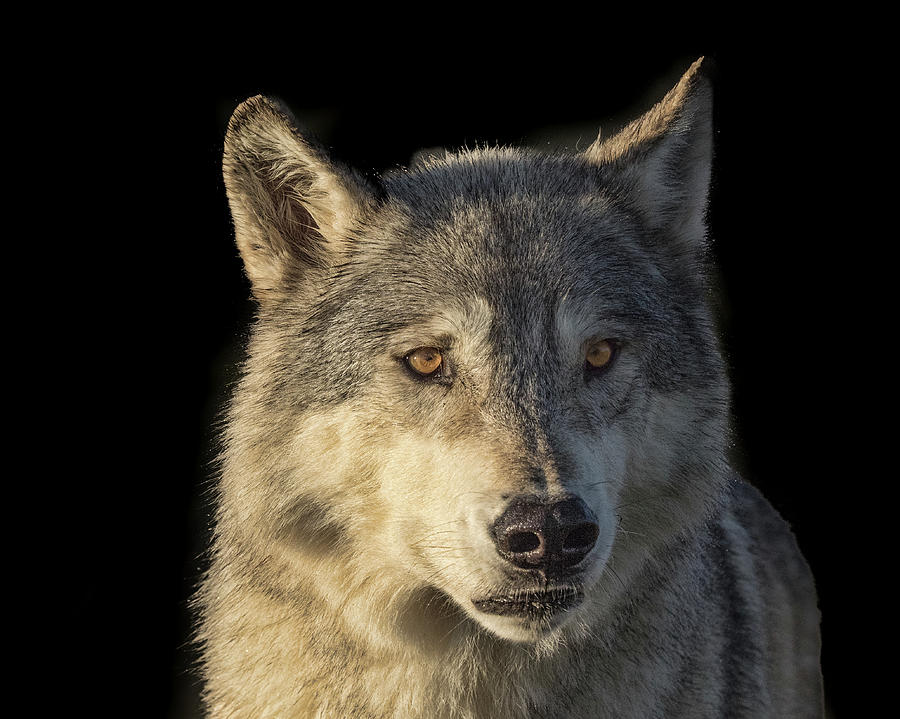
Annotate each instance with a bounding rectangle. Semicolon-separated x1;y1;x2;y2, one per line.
64;33;867;718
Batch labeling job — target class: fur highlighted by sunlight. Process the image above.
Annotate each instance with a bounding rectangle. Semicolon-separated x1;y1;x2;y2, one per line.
196;58;823;718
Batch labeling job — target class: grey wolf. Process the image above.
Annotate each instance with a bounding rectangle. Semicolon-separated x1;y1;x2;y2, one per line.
196;58;823;717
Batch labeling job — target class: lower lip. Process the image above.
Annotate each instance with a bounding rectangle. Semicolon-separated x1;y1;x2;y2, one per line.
472;589;584;618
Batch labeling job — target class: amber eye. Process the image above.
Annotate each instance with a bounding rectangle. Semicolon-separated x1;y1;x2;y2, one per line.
586;339;616;371
406;347;443;376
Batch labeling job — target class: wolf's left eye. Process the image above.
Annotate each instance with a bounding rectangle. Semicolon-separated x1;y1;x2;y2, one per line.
585;339;617;373
406;347;444;377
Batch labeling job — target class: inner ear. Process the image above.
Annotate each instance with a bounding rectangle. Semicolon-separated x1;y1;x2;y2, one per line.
234;149;327;270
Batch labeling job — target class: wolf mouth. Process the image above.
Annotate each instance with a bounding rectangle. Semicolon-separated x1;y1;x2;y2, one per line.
472;587;585;619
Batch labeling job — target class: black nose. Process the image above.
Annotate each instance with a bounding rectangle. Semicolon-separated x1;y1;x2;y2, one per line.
491;496;599;576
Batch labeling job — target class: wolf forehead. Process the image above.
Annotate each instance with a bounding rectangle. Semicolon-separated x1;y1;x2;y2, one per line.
319;149;694;341
266;151;722;427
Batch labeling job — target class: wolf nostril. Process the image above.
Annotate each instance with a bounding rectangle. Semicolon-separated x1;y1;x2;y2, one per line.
507;531;542;554
564;523;600;551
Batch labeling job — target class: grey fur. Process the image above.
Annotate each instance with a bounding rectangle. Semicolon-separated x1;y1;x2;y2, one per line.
197;58;823;718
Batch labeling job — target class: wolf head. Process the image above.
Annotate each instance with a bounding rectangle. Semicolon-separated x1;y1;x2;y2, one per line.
218;59;730;645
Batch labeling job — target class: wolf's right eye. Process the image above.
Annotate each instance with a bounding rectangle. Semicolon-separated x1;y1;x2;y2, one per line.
406;347;444;377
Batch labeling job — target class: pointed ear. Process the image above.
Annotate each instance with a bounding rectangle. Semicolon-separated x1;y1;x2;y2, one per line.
584;58;713;257
223;96;379;301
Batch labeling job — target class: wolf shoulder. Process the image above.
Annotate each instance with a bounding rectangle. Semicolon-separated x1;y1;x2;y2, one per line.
714;476;824;716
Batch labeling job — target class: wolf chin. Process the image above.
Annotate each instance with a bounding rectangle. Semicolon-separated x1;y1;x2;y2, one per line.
196;59;823;717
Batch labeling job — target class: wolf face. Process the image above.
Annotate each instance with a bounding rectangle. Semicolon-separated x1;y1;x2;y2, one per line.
217;59;729;646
